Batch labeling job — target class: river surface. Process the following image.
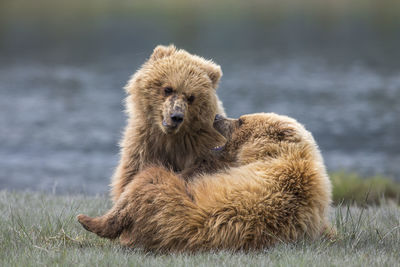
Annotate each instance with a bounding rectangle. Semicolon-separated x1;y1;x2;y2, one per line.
1;2;399;193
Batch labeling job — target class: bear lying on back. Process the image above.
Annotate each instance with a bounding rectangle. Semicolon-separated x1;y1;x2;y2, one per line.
111;45;226;202
78;113;333;252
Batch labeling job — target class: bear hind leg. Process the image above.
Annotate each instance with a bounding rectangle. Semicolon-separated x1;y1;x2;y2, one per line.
77;212;125;239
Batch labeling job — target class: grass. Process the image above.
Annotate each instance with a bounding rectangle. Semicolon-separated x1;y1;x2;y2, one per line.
331;172;400;205
1;190;399;267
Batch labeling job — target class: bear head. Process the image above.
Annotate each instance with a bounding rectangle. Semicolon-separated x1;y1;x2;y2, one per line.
125;45;223;136
213;113;307;163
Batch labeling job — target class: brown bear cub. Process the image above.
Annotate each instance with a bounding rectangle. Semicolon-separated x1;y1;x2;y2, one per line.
111;45;226;203
78;113;333;252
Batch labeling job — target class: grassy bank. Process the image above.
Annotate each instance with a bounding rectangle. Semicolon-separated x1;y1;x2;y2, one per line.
1;190;399;266
331;172;400;205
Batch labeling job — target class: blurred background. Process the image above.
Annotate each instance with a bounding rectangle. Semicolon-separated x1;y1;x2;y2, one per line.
1;0;399;194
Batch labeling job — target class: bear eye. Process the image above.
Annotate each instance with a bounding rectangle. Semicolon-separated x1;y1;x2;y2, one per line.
238;118;244;127
164;87;173;96
187;95;195;104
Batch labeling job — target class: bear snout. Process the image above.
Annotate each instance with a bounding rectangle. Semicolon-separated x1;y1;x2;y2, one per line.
161;96;188;133
214;114;225;121
170;112;184;124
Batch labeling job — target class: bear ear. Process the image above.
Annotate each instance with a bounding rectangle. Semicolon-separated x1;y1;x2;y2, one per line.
204;62;222;89
150;44;177;61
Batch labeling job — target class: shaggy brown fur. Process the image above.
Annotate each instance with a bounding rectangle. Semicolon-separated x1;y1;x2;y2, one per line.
78;113;333;252
111;44;226;203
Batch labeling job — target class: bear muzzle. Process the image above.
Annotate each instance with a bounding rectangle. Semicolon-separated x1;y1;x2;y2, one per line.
213;114;237;139
162;96;187;134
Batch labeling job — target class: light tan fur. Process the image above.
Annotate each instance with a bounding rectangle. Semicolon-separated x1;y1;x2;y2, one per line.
111;44;226;203
78;113;333;252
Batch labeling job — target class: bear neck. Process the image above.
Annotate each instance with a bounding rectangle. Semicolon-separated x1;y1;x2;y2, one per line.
138;122;219;171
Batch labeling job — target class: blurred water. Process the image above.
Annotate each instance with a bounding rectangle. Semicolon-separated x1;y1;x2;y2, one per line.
1;2;399;193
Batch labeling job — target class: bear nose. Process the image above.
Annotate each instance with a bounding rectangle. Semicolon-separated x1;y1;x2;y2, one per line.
170;112;184;124
214;114;224;121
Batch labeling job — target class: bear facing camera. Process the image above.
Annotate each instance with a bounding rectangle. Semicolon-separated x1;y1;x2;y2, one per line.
110;45;227;203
